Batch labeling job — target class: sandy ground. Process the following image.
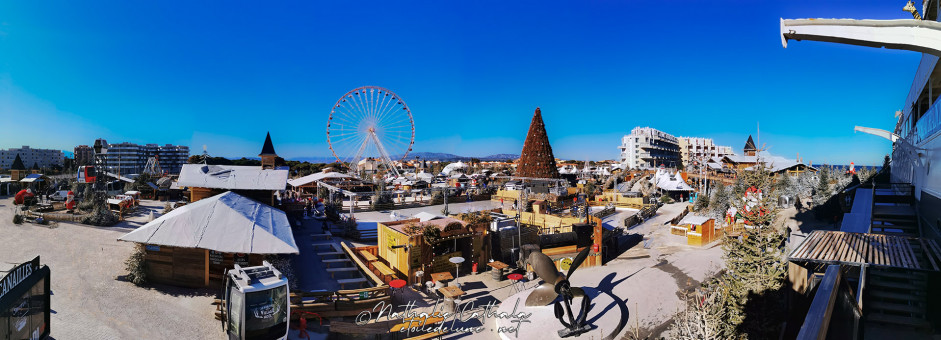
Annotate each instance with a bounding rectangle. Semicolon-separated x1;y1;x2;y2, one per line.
0;197;222;340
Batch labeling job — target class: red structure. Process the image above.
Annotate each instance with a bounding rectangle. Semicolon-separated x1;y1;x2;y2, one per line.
516;108;560;179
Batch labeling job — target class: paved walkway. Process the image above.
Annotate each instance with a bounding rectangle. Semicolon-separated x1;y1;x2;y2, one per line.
0;197;222;340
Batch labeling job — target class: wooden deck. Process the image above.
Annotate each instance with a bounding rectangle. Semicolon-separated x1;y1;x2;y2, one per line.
789;230;941;271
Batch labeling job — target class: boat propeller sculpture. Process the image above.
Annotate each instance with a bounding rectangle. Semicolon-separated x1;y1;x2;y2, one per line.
525;245;593;338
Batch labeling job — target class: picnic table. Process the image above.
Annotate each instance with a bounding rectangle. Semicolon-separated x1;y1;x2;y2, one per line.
437;286;465;299
430;272;453;282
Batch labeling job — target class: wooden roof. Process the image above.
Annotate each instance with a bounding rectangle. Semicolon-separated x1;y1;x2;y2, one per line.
789;230;941;271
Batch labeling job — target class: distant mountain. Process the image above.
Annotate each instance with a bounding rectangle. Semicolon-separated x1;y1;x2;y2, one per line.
481;154;519;161
288;156;339;163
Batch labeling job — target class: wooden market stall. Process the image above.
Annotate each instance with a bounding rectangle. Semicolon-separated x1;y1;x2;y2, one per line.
371;216;489;285
118;191;299;288
670;214;719;246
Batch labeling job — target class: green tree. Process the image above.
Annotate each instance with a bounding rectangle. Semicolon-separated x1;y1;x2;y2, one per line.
813;168;830;207
674;163;787;339
709;181;730;218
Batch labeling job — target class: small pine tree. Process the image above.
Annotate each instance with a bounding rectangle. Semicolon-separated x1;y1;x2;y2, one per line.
813;168;831;207
709;181;731;218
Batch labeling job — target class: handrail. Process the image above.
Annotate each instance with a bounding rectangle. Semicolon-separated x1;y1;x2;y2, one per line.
797;265;841;340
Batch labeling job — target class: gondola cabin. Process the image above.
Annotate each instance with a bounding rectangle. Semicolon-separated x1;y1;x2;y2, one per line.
222;262;290;340
77;166;96;184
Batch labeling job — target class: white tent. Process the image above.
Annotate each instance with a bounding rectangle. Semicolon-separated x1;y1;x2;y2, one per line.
118;191;298;254
287;171;352;187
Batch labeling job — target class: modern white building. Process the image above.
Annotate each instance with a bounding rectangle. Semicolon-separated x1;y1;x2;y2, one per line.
677;137;736;167
94;139;190;175
618;127;681;169
0;146;64;170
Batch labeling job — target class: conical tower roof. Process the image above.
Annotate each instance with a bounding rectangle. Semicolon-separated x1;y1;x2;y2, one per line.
10;154;25;170
259;132;277;156
743;135;757;153
516;108;560;179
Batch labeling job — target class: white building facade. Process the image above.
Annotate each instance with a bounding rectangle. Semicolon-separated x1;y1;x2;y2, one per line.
95;139;190;175
677;137;736;167
619;127;681;169
0;146;64;169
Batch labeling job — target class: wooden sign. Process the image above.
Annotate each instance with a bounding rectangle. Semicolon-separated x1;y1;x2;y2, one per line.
234;253;249;266
209;251;223;265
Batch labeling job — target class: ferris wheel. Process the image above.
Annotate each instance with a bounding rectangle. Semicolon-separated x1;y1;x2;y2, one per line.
327;86;415;176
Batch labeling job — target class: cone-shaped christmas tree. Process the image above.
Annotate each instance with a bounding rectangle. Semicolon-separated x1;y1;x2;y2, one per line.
516;108;560;178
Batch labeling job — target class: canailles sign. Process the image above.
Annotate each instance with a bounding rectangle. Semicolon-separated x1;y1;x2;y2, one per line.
0;257;37;300
0;256;51;340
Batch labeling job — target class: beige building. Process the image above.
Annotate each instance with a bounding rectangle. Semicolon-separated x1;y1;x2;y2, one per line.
677;137;735;167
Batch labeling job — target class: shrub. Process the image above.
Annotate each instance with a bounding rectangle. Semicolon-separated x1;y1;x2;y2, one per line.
13;214;24;224
124;244;148;285
163;202;174;214
660;195;674;204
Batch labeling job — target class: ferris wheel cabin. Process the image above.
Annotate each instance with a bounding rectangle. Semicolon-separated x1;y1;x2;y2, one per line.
222;261;290;340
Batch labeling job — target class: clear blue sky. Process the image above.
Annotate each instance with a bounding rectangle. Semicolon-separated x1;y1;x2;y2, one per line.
0;0;923;165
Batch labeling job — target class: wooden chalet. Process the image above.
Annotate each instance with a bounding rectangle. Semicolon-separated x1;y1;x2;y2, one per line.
118;191;299;288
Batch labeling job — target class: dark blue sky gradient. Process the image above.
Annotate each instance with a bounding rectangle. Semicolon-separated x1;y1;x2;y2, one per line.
0;1;923;165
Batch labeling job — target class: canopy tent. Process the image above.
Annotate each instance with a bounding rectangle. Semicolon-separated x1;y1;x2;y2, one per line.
652;168;694;192
119;191;298;254
287;171;352;187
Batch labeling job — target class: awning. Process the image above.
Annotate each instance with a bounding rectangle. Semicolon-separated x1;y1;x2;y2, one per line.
789;230;941;271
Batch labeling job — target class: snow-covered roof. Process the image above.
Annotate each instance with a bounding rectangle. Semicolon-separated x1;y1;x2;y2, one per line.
679;214;712;225
413;211;443;222
178;164;288;191
652;169;694;191
118;191;298;254
19;174;44;183
287;171;352;187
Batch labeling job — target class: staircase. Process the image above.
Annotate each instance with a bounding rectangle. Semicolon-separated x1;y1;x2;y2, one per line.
864;183;935;334
871;184;919;237
865;267;931;331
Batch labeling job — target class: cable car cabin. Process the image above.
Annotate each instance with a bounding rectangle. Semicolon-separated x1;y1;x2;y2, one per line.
77;166;96;184
222;261;290;340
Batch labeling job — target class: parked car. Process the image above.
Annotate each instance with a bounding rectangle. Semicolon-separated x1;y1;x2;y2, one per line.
49;190;70;201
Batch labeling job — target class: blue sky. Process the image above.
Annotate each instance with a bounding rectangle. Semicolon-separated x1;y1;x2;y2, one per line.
0;1;923;165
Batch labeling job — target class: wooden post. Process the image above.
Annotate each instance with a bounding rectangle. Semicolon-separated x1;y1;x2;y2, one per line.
204;249;210;287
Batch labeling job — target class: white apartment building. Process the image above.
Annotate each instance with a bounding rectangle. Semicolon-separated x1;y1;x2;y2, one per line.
677;137;736;167
618;127;681;169
0;146;64;169
94;139;190;175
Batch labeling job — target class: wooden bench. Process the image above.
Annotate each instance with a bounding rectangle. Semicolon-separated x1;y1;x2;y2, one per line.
323;259;352;268
317;251;344;257
359;250;378;262
326;267;359;278
312;232;332;240
337;278;367;289
373;261;396;280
